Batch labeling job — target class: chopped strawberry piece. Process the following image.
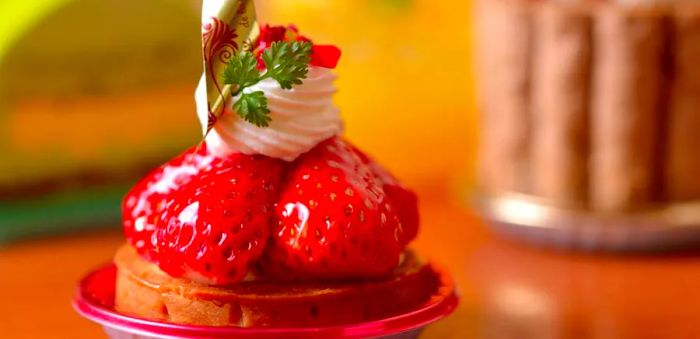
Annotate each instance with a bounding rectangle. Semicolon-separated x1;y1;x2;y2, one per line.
255;24;340;69
257;24;289;50
311;45;342;69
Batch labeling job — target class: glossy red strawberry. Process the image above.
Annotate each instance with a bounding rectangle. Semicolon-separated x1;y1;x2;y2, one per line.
262;137;418;279
122;145;207;261
154;153;283;285
349;144;419;244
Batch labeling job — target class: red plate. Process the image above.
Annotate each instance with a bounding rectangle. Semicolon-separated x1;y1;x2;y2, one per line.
73;263;458;339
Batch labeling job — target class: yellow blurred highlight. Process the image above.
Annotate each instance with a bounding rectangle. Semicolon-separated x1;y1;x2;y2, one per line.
8;85;198;158
3;85;200;182
0;0;70;61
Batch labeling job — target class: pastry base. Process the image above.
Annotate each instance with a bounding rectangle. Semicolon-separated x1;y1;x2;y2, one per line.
114;244;440;327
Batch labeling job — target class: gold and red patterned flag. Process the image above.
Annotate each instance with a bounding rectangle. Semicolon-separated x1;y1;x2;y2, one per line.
195;0;259;135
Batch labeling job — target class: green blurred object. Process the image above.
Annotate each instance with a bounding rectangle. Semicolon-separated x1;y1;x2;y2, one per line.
0;0;203;243
0;185;125;243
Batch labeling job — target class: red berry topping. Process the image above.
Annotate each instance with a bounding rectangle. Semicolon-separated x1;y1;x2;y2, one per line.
255;24;341;69
123;139;419;283
154;153;283;285
257;24;297;50
262;137;418;279
310;45;342;69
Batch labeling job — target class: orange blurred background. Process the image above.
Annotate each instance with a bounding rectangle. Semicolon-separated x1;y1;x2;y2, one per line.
258;0;475;194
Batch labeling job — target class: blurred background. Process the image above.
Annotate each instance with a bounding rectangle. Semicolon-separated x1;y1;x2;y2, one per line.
3;1;700;339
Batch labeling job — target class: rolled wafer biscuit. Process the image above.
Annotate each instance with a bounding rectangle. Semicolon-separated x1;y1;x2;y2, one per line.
474;0;533;194
531;2;592;207
590;5;666;212
665;6;700;201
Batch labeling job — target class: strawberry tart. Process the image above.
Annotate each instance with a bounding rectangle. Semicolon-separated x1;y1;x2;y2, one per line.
114;24;444;327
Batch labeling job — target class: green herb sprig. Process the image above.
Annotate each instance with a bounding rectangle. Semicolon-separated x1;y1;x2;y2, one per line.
222;41;312;127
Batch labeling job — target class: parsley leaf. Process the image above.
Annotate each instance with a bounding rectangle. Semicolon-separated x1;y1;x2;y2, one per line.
220;41;312;128
222;52;260;90
261;41;312;89
233;91;271;128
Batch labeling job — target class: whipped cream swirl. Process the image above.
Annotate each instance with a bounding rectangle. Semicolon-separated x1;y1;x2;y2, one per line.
196;66;342;161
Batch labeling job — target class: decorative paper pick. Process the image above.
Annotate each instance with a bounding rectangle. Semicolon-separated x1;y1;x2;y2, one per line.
196;0;260;135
